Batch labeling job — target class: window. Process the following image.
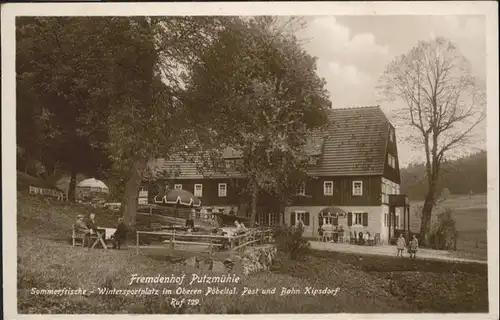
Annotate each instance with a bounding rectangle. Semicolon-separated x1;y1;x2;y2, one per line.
387;154;396;168
395;214;400;229
348;211;368;227
389;127;395;142
194;184;203;197
174;184;183;190
297;182;306;196
352;181;363;196
384;213;388;227
218;183;227;197
323;181;333;196
354;212;363;225
291;211;310;226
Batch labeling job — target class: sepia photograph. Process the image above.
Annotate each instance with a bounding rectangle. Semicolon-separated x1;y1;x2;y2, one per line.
2;2;498;319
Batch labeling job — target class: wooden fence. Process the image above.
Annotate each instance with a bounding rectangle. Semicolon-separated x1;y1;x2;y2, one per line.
29;185;67;201
135;228;274;255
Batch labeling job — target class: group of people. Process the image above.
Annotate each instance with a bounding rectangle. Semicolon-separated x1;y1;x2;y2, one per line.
396;233;419;258
74;213;128;249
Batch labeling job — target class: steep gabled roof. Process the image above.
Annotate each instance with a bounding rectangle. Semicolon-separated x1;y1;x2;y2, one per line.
152;106;391;179
308;106;390;176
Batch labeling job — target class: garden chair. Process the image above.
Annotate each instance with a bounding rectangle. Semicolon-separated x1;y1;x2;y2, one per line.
72;224;85;247
349;231;357;244
324;231;334;242
338;231;345;243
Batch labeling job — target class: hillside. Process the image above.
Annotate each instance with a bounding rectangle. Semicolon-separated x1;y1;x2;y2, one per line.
400;151;487;201
16;195;488;313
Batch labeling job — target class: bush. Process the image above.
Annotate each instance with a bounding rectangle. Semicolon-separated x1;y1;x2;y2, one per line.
273;224;310;261
429;208;458;250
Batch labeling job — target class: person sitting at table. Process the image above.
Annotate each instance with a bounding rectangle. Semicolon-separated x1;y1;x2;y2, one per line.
234;220;246;234
358;232;365;245
363;231;370;245
86;213;99;233
75;214;91;246
111;217;128;250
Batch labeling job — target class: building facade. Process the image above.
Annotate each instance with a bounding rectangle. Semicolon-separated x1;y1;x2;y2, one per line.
146;106;405;244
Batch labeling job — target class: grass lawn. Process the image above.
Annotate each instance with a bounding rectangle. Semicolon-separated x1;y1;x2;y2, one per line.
409;194;488;260
16;195;489;314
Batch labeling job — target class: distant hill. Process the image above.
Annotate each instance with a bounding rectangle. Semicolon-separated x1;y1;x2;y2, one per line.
400;151;487;201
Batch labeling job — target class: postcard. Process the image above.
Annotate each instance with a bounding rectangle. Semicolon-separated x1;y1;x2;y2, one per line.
2;2;498;319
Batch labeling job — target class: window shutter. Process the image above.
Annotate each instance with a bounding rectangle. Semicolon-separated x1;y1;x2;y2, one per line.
305;212;310;226
291;212;296;226
347;212;352;226
362;212;368;226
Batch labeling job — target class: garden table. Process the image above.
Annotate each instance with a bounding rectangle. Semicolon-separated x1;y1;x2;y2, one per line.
89;228;108;250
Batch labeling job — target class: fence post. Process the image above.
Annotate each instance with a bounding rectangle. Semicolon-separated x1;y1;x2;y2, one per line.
136;232;139;255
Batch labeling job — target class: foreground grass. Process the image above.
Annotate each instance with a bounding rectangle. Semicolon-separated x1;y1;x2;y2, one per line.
17;195;489;313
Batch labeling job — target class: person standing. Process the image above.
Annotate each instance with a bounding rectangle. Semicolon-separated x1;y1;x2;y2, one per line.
111;217;128;250
396;233;406;257
408;234;419;259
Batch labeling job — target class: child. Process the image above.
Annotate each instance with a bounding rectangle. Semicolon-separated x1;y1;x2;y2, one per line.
396;233;406;257
408;234;419;259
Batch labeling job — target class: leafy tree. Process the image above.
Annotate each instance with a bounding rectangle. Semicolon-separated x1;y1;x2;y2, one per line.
16;17;113;199
103;17;233;227
379;37;485;245
186;17;330;225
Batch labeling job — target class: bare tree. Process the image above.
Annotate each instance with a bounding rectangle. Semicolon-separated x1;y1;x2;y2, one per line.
378;37;486;245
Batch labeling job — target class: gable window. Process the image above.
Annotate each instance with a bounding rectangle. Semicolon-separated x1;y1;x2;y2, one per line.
323;181;333;196
388;154;396;168
297;182;306;196
194;184;203;197
218;183;227;197
389;127;395;142
352;181;363;196
174;184;183;190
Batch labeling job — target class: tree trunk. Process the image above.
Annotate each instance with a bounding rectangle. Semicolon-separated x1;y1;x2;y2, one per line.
68;169;77;202
250;184;258;227
419;184;436;246
121;160;146;229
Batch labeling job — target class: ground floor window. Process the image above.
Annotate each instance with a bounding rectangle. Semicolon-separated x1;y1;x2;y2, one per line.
291;211;310;226
384;212;388;227
347;211;368;227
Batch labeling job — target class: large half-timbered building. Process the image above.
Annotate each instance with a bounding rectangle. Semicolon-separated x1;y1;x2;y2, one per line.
144;106;405;243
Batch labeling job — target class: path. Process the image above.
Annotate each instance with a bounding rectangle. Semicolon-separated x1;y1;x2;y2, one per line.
309;241;487;264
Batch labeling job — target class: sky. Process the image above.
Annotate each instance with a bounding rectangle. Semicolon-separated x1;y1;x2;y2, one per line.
295;15;487;166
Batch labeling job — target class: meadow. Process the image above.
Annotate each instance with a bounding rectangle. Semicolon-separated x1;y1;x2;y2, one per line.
16;195;488;314
409;194;488;260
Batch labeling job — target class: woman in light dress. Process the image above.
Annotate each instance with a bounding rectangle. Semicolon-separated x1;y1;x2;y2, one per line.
396;233;406;257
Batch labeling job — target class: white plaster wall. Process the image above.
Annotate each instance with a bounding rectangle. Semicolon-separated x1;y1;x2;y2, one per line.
285;206;384;240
